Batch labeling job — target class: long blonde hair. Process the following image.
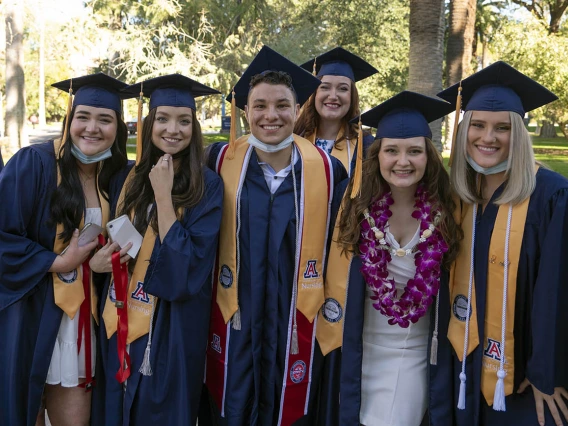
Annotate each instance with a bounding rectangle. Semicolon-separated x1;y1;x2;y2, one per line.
450;110;536;206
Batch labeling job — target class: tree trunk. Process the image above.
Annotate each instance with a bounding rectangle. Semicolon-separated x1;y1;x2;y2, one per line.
38;0;47;127
408;0;446;151
5;0;28;154
539;121;557;138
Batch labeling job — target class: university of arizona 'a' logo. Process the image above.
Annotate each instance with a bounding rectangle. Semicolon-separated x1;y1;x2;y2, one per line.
303;260;319;279
131;281;150;303
484;338;502;361
211;334;222;354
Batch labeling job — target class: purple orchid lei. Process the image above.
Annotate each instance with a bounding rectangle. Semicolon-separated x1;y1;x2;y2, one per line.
359;184;448;328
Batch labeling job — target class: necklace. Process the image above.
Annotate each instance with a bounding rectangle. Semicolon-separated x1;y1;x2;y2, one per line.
359;184;448;328
78;170;95;188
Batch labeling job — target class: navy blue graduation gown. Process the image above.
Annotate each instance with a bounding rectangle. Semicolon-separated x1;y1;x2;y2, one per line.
319;179;444;426
0;141;109;425
201;143;347;426
0;147;4;172
430;168;568;426
92;164;224;426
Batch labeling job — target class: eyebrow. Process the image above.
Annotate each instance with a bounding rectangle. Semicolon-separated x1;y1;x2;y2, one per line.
382;144;424;149
76;110;115;119
156;112;192;118
251;97;292;103
471;119;510;125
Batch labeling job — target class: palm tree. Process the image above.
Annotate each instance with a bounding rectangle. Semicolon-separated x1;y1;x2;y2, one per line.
408;0;446;151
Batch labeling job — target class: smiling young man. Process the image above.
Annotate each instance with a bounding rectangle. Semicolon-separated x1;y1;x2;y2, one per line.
201;46;347;426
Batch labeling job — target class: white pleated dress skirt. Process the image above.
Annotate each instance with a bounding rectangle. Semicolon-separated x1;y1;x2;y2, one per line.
46;208;100;387
359;225;431;426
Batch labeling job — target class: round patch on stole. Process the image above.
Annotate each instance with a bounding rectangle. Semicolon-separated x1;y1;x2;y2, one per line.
453;294;472;322
219;265;233;289
109;280;117;303
57;270;78;284
290;360;306;384
322;298;343;323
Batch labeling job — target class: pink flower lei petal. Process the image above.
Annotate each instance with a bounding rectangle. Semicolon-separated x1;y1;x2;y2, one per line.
359;184;446;328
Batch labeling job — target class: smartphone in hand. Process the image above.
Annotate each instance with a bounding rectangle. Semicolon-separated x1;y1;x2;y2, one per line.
106;215;143;258
60;223;103;255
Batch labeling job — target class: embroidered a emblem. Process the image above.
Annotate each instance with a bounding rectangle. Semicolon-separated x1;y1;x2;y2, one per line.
303;260;319;279
484;338;502;361
131;281;150;303
211;334;222;354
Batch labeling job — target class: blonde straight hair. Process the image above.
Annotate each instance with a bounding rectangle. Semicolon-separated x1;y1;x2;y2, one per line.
450;110;536;206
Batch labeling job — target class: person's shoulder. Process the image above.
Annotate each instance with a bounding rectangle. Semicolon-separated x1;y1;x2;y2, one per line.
10;140;55;168
205;142;229;171
203;166;223;187
535;167;568;196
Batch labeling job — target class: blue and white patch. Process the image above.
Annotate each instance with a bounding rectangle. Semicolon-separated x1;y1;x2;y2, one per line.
322;298;343;323
290;360;306;384
219;265;233;289
453;294;472;322
131;281;150;303
57;270;78;284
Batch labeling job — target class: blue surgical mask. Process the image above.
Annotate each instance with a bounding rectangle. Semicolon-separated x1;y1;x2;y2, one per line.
247;133;295;153
70;143;113;165
466;155;508;175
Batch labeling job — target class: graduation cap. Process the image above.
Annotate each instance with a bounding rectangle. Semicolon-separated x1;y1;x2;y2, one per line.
300;47;378;82
122;74;220;164
437;61;558;165
225;45;321;158
348;91;453;198
52;72;130;148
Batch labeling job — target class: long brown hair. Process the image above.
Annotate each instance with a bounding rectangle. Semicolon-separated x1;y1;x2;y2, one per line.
337;137;462;269
119;107;205;236
294;79;361;145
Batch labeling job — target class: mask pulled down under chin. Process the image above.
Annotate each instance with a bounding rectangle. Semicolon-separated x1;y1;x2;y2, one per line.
70;142;113;164
466;155;508;175
247;133;295;153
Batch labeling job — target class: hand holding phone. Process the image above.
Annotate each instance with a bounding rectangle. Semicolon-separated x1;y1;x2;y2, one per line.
60;223;103;255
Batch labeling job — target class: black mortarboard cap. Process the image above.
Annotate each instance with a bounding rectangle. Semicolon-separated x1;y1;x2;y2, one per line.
351;91;454;139
52;72;130;113
122;74;220;111
300;47;378;82
437;61;557;117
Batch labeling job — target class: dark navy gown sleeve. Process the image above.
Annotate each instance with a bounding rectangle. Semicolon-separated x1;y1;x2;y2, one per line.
0;146;57;309
143;170;224;301
0;147;4;172
526;187;568;394
204;142;227;171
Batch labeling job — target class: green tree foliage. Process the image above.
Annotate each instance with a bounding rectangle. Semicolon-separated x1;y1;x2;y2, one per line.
492;18;568;138
510;0;568;33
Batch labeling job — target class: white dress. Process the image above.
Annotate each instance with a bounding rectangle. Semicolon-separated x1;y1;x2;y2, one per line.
46;208;100;387
359;224;430;426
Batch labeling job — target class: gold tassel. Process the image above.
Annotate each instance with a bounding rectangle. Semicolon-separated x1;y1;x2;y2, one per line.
448;82;462;168
226;87;237;160
135;83;144;166
61;81;74;148
291;322;299;354
312;57;317;76
350;116;364;199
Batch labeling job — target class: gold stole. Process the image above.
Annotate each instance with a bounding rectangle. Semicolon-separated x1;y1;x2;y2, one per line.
448;196;530;405
306;126;355;175
215;134;330;325
51;138;109;322
316;201;353;355
102;167;157;343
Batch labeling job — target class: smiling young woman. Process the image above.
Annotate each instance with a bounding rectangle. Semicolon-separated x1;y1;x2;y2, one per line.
318;91;461;426
0;73;129;426
433;61;568;426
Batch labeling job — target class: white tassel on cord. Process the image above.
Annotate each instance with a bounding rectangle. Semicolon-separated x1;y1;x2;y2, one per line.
458;203;478;410
232;307;242;331
493;369;507;411
291;323;299;355
430;289;441;365
493;205;513;412
458;372;467;409
139;296;156;376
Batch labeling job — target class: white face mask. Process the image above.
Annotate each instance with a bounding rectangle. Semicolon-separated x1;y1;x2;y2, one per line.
70;142;113;164
247;133;295;153
466;155;508;175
